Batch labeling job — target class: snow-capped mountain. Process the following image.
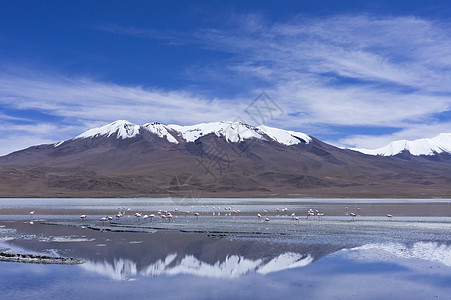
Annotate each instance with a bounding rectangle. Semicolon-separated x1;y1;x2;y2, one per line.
57;120;311;147
2;119;451;198
354;133;451;156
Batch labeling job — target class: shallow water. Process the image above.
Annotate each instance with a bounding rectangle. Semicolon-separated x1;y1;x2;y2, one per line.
0;198;450;299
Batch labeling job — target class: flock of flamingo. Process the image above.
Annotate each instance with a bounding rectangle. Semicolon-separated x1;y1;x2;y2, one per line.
27;206;395;225
76;206;395;225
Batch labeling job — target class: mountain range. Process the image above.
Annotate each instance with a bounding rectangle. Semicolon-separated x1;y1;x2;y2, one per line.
1;120;450;198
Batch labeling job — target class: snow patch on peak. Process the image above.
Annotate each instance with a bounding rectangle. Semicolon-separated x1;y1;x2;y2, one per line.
355;133;451;156
58;120;312;147
168;121;263;143
258;125;311;146
75;120;141;140
143;123;179;144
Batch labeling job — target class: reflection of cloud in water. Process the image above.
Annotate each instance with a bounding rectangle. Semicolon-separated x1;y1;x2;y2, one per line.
346;242;451;266
81;252;313;280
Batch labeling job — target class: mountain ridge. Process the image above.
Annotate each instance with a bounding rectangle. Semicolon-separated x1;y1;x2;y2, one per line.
353;133;451;157
1;120;451;198
55;120;312;148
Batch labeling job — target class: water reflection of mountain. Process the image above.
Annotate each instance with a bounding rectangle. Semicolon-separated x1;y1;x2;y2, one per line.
69;231;342;280
82;252;315;280
79;239;451;280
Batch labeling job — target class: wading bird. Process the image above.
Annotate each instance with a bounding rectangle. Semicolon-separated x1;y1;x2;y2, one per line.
317;212;325;221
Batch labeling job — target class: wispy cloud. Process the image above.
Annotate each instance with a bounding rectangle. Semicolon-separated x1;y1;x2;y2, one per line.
184;14;451;146
0;71;244;125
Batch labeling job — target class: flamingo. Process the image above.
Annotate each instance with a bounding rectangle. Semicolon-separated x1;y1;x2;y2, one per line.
257;213;262;222
149;214;155;222
264;217;270;223
386;214;393;220
294;216;300;224
80;214;87;220
350;212;357;221
29;211;35;220
100;216;107;225
307;209;315;220
193;212;200;220
317;212;325;221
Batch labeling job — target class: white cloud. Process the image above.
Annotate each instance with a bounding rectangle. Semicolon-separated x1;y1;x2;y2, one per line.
188;14;451;147
339;121;451;149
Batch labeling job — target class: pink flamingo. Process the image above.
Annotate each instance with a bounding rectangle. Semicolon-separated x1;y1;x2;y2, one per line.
100;216;107;226
264;217;270;223
386;214;393;220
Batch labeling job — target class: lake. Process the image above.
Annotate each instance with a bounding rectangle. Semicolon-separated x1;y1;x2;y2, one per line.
1;198;450;299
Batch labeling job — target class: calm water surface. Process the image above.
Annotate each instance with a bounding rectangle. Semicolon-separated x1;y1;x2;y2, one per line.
0;198;450;300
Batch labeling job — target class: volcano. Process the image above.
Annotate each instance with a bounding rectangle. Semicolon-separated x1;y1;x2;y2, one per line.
1;120;450;198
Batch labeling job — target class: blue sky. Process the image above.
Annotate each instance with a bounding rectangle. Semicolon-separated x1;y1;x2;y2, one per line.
1;1;451;155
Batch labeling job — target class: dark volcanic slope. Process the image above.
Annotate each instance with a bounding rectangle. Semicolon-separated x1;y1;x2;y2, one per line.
1;130;451;198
